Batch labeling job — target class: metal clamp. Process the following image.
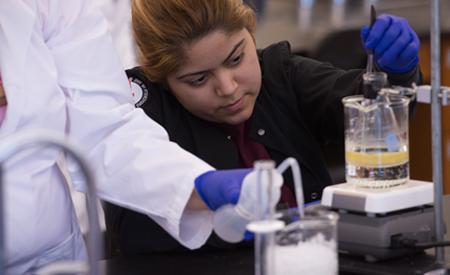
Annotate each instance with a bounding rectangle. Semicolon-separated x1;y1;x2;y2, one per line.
414;85;450;106
386;85;417;101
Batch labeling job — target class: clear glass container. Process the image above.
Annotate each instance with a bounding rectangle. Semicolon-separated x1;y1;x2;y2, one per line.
342;90;410;188
273;208;338;275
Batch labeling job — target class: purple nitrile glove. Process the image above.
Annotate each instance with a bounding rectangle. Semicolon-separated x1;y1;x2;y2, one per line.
195;168;252;211
361;14;420;74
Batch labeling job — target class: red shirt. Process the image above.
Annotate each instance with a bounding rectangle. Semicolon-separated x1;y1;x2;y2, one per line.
222;121;297;207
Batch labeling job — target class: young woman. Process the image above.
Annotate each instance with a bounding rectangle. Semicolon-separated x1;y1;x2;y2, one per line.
105;0;421;254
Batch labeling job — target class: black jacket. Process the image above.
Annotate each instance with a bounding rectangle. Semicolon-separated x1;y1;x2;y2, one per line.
105;41;421;254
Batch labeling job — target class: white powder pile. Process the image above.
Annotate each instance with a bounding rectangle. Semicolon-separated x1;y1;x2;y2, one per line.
274;234;337;275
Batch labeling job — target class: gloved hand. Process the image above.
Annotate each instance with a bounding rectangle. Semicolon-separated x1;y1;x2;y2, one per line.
243;230;254;241
361;14;420;73
212;169;283;243
195;168;252;211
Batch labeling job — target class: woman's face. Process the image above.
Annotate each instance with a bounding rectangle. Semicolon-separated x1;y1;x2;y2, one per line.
166;28;262;125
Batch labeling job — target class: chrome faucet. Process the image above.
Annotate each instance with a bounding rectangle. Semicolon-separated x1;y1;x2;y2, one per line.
0;130;103;275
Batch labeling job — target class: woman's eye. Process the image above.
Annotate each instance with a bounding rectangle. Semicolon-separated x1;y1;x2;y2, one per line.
228;54;243;66
189;75;207;86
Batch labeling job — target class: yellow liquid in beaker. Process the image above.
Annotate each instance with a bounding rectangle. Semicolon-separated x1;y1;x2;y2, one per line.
345;151;408;167
345;150;409;188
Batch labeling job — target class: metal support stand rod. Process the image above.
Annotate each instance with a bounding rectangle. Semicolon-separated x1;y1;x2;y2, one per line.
430;0;445;264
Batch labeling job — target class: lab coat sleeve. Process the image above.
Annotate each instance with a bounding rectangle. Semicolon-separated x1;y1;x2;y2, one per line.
40;0;214;249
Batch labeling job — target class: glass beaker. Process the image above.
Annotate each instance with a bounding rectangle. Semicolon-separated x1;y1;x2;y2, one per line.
273;208;338;275
342;90;410;188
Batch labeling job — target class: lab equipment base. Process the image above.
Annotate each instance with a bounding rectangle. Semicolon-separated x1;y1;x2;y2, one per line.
336;205;436;262
321;180;433;213
339;252;443;275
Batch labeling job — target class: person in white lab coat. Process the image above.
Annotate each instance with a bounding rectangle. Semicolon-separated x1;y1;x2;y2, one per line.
95;0;137;69
0;0;253;273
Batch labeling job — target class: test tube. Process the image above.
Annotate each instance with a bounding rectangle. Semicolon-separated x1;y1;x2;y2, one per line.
247;160;282;275
255;160;275;275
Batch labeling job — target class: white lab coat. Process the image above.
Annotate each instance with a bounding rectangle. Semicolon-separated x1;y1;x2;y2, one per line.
0;0;213;273
95;0;137;69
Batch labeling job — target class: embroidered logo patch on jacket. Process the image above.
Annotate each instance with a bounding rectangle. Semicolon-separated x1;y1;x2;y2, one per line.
128;76;149;107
